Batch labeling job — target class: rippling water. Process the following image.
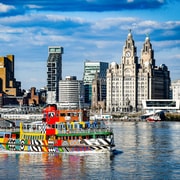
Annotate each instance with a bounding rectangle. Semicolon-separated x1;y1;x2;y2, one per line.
0;121;180;180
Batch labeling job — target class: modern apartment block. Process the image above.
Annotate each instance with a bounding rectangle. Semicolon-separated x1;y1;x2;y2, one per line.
106;31;171;112
46;46;63;104
83;61;109;106
0;54;21;96
58;76;84;109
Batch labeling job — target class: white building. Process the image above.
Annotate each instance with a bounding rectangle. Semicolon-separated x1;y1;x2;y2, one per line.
58;76;84;109
171;80;180;100
106;31;170;112
142;99;180;113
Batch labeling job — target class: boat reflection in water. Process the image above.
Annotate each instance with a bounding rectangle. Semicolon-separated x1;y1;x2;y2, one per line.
0;121;179;179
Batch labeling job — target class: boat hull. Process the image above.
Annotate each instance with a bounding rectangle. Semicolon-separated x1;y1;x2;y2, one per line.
0;137;114;154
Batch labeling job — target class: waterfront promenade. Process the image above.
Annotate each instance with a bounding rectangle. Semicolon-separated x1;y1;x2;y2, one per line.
0;110;179;122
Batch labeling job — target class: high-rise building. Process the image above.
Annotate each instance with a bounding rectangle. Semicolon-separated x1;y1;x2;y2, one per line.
106;31;171;112
0;54;21;96
83;61;109;106
58;76;84;109
46;46;63;104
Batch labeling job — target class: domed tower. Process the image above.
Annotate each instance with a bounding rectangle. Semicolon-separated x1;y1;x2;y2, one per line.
140;35;155;72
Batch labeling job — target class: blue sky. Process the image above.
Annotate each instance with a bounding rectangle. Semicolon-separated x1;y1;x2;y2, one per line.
0;0;179;89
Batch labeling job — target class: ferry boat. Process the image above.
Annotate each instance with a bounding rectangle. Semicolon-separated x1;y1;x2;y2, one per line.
0;104;115;154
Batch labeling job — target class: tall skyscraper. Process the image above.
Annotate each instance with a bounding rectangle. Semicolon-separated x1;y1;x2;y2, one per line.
83;61;109;106
106;31;170;112
46;46;63;104
0;54;21;96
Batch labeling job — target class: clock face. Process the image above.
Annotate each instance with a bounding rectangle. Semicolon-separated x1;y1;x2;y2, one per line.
125;51;131;57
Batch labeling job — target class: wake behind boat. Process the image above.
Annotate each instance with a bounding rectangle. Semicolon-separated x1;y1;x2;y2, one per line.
0;104;115;154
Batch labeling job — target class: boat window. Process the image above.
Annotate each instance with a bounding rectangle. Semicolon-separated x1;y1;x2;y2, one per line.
64;136;67;140
60;113;65;117
5;134;10;138
48;112;55;117
60;124;64;129
74;124;78;129
67;124;72;129
67;113;71;116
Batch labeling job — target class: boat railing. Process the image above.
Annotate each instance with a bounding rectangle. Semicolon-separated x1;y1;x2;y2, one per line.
20;126;113;134
22;128;42;133
56;127;113;134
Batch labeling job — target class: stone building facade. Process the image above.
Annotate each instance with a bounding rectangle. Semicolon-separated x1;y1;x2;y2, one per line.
106;31;170;112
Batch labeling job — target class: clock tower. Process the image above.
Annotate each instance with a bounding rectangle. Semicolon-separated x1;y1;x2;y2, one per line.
119;30;139;111
122;29;138;66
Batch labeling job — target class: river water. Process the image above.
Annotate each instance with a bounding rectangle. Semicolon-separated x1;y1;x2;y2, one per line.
0;121;179;180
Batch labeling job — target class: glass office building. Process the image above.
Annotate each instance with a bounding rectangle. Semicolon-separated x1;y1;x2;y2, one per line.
83;61;108;106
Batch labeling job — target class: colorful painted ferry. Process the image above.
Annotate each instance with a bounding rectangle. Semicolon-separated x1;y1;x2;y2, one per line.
0;104;115;154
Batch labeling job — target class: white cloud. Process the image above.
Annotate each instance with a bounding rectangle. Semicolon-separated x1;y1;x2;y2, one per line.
157;0;164;3
46;14;85;24
92;17;137;30
127;0;134;3
25;4;43;9
0;3;15;13
0;14;36;23
137;20;159;28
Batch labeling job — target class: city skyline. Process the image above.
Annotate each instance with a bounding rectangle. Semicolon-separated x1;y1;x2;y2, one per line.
0;0;179;90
